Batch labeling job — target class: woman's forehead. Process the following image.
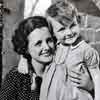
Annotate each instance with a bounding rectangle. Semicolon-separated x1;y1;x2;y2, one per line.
28;27;51;41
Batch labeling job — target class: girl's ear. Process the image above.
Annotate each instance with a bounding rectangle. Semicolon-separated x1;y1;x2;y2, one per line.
18;55;28;74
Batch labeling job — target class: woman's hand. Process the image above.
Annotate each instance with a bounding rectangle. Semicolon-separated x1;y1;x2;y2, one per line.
68;67;94;92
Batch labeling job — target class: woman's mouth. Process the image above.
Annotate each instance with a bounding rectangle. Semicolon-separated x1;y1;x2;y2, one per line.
41;51;51;57
43;53;51;57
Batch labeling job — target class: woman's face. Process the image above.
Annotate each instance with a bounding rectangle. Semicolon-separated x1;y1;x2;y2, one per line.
28;27;55;64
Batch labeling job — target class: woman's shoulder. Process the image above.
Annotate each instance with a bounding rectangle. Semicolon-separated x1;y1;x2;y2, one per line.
3;66;31;84
7;66;24;79
0;67;31;99
0;66;23;98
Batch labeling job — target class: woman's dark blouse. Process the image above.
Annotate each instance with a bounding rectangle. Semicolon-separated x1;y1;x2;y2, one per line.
0;66;41;100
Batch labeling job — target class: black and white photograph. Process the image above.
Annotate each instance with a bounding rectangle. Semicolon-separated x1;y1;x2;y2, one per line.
0;0;100;100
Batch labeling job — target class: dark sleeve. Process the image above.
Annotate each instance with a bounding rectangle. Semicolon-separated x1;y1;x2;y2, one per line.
0;68;19;100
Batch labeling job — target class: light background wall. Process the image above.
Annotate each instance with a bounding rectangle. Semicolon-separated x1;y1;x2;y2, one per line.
3;0;24;78
2;0;100;79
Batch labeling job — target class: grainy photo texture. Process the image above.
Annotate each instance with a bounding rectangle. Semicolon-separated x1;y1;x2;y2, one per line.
0;0;100;100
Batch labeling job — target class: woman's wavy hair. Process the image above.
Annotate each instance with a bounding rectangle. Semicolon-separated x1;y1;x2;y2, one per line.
12;16;56;60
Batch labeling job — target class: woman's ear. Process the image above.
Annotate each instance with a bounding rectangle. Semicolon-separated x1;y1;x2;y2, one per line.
18;55;28;74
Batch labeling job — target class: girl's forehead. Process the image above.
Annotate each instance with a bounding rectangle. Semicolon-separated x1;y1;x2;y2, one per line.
47;16;77;31
55;15;78;28
57;17;73;27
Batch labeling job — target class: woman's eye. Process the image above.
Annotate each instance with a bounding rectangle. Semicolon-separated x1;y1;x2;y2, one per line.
35;40;42;46
47;37;53;43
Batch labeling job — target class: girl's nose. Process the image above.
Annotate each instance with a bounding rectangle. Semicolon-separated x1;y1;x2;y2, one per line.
64;28;72;36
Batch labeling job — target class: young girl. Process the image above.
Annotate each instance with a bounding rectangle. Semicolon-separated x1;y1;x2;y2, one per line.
46;1;100;100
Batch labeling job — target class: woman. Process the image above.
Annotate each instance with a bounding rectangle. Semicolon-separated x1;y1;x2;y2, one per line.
0;16;56;100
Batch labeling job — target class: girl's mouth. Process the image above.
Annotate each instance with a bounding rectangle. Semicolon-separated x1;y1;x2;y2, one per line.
63;33;77;40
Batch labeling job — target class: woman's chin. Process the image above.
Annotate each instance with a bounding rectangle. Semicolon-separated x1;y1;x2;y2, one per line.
40;56;53;64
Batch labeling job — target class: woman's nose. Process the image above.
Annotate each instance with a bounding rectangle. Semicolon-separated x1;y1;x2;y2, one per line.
42;42;49;50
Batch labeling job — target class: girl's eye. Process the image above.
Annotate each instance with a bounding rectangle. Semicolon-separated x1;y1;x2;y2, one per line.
57;27;65;32
35;40;42;46
69;22;76;28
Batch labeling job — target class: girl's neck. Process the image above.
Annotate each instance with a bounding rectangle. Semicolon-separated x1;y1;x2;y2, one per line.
31;59;45;77
72;36;82;46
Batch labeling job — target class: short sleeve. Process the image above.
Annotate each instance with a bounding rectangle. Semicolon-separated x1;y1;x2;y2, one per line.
84;47;99;69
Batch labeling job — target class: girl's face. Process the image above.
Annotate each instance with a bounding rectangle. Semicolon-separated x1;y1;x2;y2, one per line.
48;16;80;45
28;27;55;64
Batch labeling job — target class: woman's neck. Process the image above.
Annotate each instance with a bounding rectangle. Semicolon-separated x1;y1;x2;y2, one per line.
31;59;45;77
